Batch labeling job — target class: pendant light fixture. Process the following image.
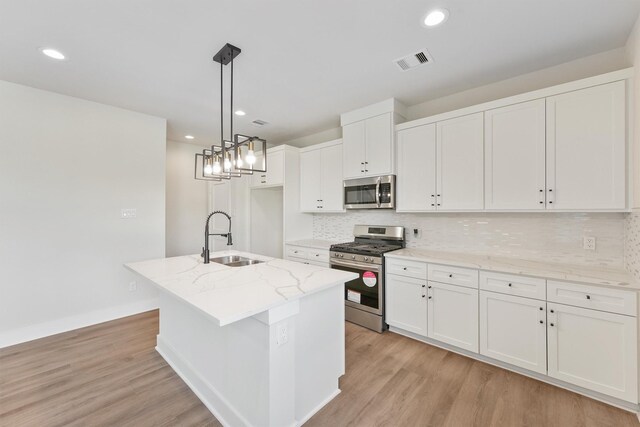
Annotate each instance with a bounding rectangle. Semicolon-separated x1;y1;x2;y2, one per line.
195;43;267;181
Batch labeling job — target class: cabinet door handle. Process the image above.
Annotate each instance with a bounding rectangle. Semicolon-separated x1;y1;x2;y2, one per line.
428;296;432;299
539;307;543;311
402;267;407;270
364;161;368;164
508;283;512;287
431;194;435;197
550;309;554;313
586;295;591;300
315;254;320;257
448;274;453;278
539;320;544;324
539;201;543;204
431;204;435;207
550;323;555;327
422;294;426;298
428;286;432;289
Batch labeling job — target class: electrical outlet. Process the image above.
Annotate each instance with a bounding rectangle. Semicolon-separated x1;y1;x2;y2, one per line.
583;236;596;251
129;281;137;292
276;324;288;346
121;208;137;219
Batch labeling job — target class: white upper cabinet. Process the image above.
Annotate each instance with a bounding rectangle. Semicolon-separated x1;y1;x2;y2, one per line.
395;72;630;212
342;121;367;179
364;113;393;177
300;140;344;212
396;113;484;212
341;99;406;179
485;100;546;210
436;113;484;210
251;149;284;188
300;149;322;211
396;124;437;211
342;113;393;179
546;81;626;210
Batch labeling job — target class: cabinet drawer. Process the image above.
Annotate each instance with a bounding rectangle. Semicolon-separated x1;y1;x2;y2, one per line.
307;249;329;263
547;281;637;316
428;264;478;289
386;258;427;279
479;271;546;300
285;246;308;260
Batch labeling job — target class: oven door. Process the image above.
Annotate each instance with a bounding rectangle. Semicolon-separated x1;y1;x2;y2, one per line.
330;259;383;315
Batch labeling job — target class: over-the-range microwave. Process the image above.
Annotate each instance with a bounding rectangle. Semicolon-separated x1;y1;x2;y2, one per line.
343;175;395;209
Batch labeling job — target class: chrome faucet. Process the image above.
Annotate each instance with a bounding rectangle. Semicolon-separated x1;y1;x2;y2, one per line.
202;210;233;264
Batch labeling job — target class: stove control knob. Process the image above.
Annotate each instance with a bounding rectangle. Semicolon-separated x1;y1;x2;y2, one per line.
352;255;356;260
340;254;344;258
364;257;369;262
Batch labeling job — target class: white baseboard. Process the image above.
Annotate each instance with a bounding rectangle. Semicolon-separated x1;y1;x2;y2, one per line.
296;388;340;427
0;298;159;349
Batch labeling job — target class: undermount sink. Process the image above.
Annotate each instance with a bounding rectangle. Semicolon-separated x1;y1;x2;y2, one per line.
210;255;264;267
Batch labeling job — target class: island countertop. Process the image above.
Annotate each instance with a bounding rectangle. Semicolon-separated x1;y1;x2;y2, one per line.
125;250;357;326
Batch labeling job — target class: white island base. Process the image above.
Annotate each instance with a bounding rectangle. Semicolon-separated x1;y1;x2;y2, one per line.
156;284;344;427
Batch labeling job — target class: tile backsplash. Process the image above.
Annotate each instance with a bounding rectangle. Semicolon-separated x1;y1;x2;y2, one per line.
625;210;640;280
313;211;626;268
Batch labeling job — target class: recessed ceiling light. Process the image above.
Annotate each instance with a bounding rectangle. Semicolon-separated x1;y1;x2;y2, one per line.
423;9;449;27
40;48;66;60
185;135;195;140
235;110;246;116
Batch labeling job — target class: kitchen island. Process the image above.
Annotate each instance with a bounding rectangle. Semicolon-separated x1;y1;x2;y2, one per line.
126;251;357;427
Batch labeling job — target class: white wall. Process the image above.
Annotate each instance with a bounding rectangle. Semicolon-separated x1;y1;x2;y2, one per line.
406;47;630;120
0;80;166;347
166;140;208;257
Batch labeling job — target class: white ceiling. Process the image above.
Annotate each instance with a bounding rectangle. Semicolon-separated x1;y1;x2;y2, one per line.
1;0;639;147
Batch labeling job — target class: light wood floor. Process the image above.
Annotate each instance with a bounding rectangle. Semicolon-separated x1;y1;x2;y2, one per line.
0;311;638;427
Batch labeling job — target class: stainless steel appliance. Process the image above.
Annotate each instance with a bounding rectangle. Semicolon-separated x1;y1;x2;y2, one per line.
330;225;405;332
344;175;395;209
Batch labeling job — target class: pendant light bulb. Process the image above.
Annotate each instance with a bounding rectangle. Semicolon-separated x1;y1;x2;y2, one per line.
204;164;213;175
236;156;244;167
246;140;256;165
223;152;232;171
213;155;222;174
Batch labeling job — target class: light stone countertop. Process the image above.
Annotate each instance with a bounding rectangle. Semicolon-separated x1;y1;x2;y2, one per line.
385;248;640;291
285;239;341;250
125;250;358;326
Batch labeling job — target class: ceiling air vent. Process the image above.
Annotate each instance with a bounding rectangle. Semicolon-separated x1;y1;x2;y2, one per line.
394;49;434;72
252;119;268;127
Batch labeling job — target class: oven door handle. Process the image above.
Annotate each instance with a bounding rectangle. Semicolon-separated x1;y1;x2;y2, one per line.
331;259;382;272
375;176;381;208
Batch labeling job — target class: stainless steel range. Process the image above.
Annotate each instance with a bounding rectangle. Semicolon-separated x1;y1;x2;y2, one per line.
330;225;405;333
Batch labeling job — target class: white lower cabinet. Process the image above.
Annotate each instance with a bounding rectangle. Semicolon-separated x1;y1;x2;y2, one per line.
427;281;478;352
547;303;637;403
385;257;640;406
386;274;427;336
479;291;547;374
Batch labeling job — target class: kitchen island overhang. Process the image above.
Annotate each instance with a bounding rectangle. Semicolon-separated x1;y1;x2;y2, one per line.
126;251;357;427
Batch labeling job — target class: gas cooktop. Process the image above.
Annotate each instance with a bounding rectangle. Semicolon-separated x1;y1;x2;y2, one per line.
330;241;402;256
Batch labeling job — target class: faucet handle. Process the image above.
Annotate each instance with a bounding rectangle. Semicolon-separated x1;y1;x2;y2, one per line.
201;247;205;258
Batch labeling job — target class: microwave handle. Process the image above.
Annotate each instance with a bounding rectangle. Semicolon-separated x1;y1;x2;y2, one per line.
375;177;381;207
